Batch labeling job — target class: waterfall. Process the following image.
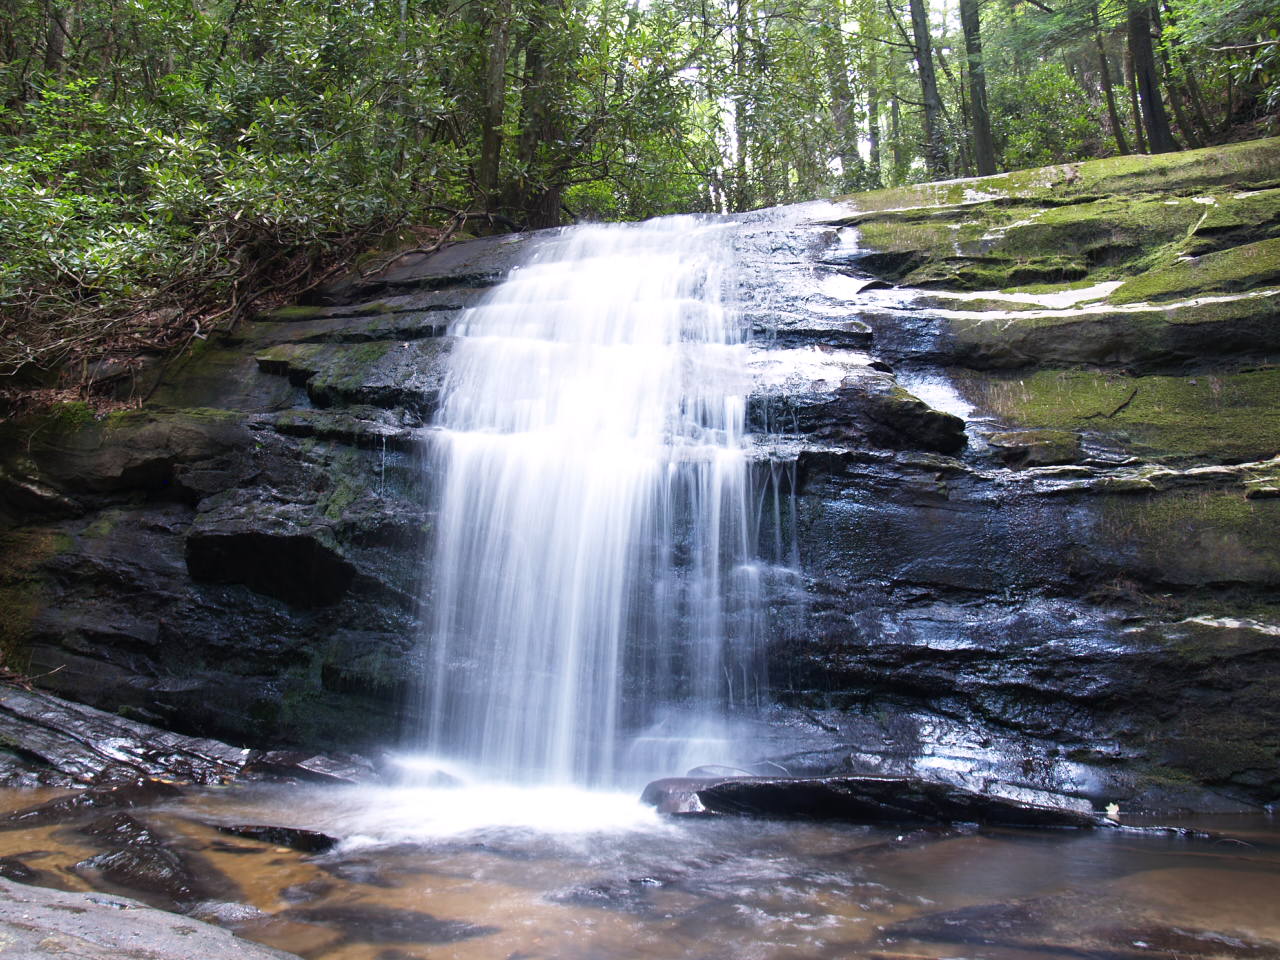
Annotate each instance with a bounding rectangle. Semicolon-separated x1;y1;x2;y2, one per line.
422;215;766;787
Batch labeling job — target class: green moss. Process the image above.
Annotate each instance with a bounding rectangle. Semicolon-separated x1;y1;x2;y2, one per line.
854;218;958;254
83;509;122;539
1184;187;1280;256
905;255;1090;290
0;528;71;670
1109;237;1280;304
260;305;325;322
996;196;1204;265
45;401;96;433
1098;489;1280;587
835;137;1280;217
965;367;1280;461
320;476;363;521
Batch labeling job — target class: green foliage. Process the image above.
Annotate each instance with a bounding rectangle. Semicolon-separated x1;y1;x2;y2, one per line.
990;62;1106;167
0;0;1275;388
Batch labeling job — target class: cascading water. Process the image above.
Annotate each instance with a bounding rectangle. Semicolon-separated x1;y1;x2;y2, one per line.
421;215;767;786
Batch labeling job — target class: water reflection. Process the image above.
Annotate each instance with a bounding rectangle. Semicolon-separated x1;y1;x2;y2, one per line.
3;784;1275;960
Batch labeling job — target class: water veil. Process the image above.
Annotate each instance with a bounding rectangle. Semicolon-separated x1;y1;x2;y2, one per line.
418;215;770;788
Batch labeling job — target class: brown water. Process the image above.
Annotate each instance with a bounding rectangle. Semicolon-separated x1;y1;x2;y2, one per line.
2;783;1279;960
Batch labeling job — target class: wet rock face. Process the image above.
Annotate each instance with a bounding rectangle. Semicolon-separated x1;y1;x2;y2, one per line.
2;139;1280;811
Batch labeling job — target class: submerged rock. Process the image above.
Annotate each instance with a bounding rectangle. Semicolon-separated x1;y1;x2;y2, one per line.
215;823;339;853
641;775;1100;827
280;904;499;945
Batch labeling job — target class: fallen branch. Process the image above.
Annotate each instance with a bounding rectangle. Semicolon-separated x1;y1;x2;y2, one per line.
1083;386;1139;419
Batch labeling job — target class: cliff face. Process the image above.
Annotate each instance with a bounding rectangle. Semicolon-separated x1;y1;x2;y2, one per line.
3;139;1279;811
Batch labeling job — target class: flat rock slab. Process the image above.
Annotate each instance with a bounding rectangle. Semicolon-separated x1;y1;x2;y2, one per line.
0;877;300;959
0;685;251;787
641;775;1100;827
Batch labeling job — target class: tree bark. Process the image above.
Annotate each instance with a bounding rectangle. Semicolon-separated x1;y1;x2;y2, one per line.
1091;0;1130;154
866;45;883;189
43;1;74;75
1124;43;1149;153
477;0;512;208
959;0;995;176
823;3;863;191
907;0;947;178
1126;0;1178;153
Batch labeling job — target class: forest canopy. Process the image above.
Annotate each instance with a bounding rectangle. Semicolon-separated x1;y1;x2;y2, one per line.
1;0;1277;385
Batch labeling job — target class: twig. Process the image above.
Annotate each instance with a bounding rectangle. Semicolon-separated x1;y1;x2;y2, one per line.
1083;386;1139;419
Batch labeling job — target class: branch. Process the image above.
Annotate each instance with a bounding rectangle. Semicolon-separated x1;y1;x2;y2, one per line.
1210;40;1279;52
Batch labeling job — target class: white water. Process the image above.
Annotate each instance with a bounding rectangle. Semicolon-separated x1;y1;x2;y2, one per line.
421;216;767;787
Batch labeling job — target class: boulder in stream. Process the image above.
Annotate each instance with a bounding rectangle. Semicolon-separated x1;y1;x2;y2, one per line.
641;774;1101;827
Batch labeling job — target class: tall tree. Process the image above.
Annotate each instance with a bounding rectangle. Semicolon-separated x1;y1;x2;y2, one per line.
1091;0;1131;154
1127;0;1179;152
907;0;948;177
959;0;996;175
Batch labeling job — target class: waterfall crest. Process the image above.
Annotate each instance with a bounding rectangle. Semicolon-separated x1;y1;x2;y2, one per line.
423;216;764;786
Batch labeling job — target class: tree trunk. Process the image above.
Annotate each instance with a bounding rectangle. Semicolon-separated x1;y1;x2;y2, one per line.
477;0;512;208
1091;0;1130;154
823;3;863;191
1124;44;1149;153
1126;0;1178;153
733;0;752;211
866;46;883;189
43;1;74;74
1159;0;1214;142
907;0;947;178
890;93;904;182
959;0;995;176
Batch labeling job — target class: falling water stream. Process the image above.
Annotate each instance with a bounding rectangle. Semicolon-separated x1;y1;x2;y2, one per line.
422;216;765;786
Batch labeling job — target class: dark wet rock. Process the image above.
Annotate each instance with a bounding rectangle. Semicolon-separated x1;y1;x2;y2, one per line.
752;368;966;455
279;879;335;903
216;824;339;853
641;775;1100;827
4;141;1280;814
74;844;203;904
315;857;396;888
80;813;166;847
987;429;1082;468
242;750;380;785
0;685;249;786
315;230;548;302
280;904;499;944
0;877;301;959
0;855;36;883
185;502;358;608
187;900;270;925
0;780;182;831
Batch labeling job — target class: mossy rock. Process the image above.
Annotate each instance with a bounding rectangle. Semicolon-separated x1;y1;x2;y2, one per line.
994;197;1205;266
945;290;1280;370
0;528;73;669
987;429;1081;468
832;137;1280;217
960;367;1280;462
1184;187;1280;256
1109;237;1280;304
1096;489;1280;586
904;255;1090;291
